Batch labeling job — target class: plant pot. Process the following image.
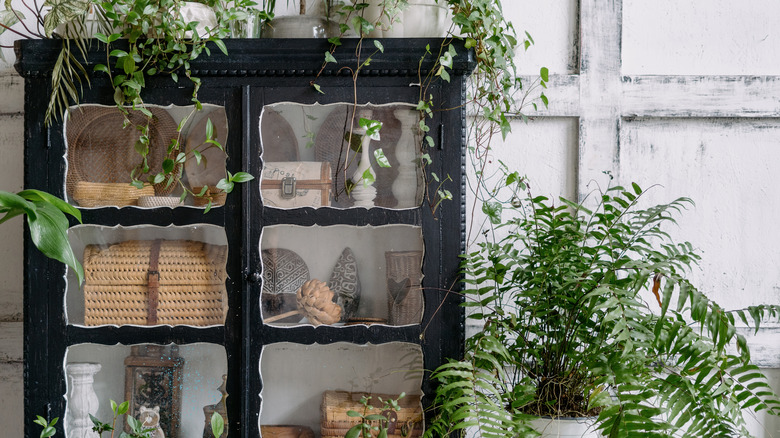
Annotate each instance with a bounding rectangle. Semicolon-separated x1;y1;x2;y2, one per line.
231;9;262;37
178;2;218;38
402;1;450;37
531;417;601;438
261;15;337;38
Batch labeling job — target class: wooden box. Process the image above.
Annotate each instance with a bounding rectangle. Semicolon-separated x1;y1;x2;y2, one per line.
261;161;332;208
320;391;423;438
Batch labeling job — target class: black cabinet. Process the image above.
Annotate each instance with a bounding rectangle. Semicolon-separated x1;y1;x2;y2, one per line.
16;38;474;438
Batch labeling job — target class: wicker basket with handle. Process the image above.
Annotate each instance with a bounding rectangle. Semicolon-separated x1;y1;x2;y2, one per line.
320;391;423;438
83;239;228;326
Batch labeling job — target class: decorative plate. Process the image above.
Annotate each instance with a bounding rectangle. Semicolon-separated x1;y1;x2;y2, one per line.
184;108;228;189
260;108;300;162
261;248;310;323
65;105;179;199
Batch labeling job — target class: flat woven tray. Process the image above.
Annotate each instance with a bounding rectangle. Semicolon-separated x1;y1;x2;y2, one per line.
66;105;179;200
84;240;228;326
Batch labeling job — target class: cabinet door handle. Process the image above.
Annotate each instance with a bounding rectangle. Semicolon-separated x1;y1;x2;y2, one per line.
247;271;263;283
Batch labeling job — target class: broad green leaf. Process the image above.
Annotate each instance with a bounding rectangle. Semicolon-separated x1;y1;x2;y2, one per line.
0;191;36;224
18;189;81;222
43;0;89;37
27;201;84;284
0;10;22;38
324;51;337;64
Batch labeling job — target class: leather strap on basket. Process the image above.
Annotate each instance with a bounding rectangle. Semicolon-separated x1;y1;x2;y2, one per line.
147;239;162;325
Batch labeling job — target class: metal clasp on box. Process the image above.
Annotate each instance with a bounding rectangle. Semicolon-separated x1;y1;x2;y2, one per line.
281;176;297;199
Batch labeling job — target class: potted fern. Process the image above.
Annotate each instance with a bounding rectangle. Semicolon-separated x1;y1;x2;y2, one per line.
425;171;780;438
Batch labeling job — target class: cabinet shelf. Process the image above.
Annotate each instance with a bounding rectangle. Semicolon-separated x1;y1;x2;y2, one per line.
66;326;227;348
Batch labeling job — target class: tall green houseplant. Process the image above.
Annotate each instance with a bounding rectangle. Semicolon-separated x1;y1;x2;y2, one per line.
426;173;780;437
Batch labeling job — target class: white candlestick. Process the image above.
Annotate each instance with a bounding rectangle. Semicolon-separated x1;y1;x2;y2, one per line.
66;363;102;438
392;109;421;208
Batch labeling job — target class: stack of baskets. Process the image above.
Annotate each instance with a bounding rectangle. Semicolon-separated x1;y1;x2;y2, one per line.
320;391;423;438
83;239;228;326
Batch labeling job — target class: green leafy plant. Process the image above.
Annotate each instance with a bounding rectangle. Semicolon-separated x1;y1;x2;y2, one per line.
0;189;83;283
34;399;226;437
345;393;405;438
3;0;257;203
307;0;546;213
426;170;780;437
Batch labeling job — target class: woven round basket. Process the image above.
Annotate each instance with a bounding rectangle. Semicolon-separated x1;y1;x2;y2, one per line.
138;196;183;208
65;105;180;200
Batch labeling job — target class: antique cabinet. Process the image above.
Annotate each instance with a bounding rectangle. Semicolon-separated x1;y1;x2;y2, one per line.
16;38;474;437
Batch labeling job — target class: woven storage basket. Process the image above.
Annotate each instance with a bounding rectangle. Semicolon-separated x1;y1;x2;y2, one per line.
83;240;228;326
320;391;423;438
193;186;227;207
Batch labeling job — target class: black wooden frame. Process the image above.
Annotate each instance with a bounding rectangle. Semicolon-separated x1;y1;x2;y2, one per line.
16;38;474;438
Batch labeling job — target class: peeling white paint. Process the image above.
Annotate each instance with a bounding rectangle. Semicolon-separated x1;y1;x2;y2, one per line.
622;0;780;75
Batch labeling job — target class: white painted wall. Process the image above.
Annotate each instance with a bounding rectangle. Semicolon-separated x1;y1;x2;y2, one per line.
2;0;780;436
477;0;780;436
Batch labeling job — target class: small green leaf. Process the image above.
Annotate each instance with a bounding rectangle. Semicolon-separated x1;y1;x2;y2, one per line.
361;168;375;186
216;179;234;193
312;83;324;94
214;39;228;55
373;148;391;168
324;51;337;64
373;40;384;53
162;158;175;174
540;66;549;82
345;424;362;438
230;172;255;183
482;201;502;224
211;412;225;437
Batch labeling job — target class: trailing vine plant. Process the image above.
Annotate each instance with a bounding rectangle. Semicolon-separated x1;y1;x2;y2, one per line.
93;0;256;207
307;0;547;213
2;0;257;207
34;399;226;437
